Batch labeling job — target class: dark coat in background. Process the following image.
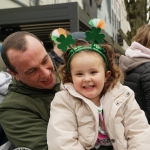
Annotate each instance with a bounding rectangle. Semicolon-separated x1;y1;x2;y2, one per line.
119;42;150;124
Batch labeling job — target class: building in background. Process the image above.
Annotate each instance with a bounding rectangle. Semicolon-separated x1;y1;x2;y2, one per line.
117;0;129;50
0;0;83;9
0;0;126;70
97;0;129;50
97;0;112;37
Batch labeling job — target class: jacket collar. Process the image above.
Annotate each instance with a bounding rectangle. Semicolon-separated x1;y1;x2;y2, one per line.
102;82;131;124
62;82;99;119
9;77;60;95
62;82;129;107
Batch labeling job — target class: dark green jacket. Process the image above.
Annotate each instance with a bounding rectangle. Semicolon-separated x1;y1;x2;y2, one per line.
0;78;60;150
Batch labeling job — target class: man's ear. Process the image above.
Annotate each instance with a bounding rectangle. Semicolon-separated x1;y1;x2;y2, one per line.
7;69;20;81
7;69;15;76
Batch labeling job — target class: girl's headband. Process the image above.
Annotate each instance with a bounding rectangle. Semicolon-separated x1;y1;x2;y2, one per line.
55;18;108;73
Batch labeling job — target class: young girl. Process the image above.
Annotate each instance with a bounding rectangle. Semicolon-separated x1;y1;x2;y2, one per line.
47;19;150;150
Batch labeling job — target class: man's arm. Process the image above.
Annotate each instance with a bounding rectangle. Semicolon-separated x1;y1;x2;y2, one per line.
0;102;48;150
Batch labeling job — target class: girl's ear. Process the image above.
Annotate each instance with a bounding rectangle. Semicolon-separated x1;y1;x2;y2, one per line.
105;71;111;82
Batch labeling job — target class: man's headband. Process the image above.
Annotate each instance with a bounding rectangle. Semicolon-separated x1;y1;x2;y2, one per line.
55;18;108;73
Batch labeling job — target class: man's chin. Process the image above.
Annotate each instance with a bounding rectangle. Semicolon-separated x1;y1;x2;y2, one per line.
49;81;56;89
46;78;56;89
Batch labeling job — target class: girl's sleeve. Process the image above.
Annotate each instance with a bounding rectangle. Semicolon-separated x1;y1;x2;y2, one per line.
47;92;85;150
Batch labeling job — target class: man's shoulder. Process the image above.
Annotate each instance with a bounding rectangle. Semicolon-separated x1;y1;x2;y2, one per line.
0;78;59;112
0;89;51;113
8;78;57;101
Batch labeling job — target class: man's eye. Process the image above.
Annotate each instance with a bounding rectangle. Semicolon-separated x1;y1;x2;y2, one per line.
27;69;35;74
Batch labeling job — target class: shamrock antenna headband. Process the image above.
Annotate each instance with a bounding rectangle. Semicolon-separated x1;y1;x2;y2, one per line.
51;28;68;44
56;18;109;72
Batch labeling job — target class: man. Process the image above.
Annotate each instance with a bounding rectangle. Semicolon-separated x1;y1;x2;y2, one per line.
0;31;59;150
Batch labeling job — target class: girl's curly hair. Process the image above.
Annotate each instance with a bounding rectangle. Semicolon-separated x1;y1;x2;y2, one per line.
58;43;124;95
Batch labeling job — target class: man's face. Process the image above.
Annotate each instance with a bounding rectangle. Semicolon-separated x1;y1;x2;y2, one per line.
7;35;56;89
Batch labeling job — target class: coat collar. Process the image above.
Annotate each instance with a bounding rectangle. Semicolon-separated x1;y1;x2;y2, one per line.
102;82;132;126
61;82;131;123
61;82;99;121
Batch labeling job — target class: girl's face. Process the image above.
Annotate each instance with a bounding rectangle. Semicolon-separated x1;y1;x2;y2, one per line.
70;51;110;106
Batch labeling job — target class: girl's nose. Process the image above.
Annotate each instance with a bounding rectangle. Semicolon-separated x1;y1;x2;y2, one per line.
84;75;91;82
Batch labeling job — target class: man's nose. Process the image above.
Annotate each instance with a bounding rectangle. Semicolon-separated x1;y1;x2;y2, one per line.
39;67;51;78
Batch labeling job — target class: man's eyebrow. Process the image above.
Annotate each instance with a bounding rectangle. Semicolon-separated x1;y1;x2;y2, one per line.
24;67;35;75
24;54;49;74
42;54;49;63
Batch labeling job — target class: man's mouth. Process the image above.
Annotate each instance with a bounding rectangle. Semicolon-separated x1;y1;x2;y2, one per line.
42;76;53;84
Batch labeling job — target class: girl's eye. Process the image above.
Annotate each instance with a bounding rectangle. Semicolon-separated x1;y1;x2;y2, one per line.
91;71;97;74
76;73;82;76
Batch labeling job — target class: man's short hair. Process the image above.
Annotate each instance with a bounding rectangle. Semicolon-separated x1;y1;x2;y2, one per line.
1;31;41;73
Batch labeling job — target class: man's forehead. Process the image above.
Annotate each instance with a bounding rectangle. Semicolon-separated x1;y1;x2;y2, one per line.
26;35;42;45
8;47;47;68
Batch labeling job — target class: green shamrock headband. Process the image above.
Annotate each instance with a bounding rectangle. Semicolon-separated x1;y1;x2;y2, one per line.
56;18;109;73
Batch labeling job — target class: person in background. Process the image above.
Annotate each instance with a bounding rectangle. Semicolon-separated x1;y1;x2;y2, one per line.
0;43;2;52
0;71;14;150
0;31;59;150
47;19;150;150
119;24;150;124
49;28;70;67
0;72;12;103
49;28;87;67
71;31;87;45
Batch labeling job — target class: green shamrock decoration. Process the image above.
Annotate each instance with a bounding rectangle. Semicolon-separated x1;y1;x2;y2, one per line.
57;34;75;52
51;36;59;44
85;27;105;44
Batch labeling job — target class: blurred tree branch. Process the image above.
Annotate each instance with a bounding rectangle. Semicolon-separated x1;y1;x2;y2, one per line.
119;0;149;46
